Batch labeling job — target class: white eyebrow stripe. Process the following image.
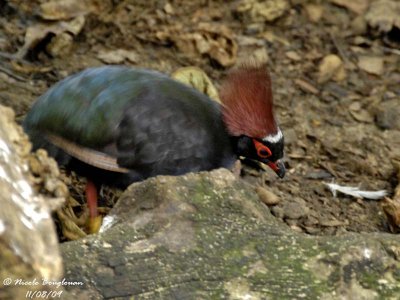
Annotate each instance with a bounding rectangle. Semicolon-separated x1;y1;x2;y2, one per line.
262;128;283;143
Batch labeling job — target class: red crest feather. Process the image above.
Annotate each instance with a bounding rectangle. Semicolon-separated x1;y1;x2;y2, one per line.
220;63;278;138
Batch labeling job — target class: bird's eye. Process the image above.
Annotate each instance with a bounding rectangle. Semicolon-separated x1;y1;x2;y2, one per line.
252;139;272;158
258;149;271;158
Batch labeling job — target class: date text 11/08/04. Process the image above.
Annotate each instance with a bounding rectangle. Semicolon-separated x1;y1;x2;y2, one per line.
26;290;63;299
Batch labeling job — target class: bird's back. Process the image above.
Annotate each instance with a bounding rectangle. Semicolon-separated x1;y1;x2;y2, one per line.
23;66;236;185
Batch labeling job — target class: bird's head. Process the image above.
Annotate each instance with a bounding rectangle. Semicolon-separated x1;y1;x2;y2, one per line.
220;63;285;178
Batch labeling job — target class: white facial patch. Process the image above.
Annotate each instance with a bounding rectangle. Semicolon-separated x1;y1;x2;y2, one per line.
262;128;283;144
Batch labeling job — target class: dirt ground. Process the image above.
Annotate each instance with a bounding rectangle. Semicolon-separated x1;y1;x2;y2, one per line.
0;0;399;238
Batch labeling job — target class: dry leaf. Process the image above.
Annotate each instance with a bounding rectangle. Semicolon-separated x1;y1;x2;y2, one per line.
330;0;369;15
317;54;344;84
39;0;93;20
358;56;384;75
365;0;400;33
163;3;174;14
174;23;238;67
236;0;289;22
285;51;301;61
351;16;368;35
294;79;319;94
46;32;74;57
10;62;52;74
349;101;362;111
333;65;346;82
236;36;264;47
199;24;237;67
349;109;374;123
249;47;269;63
171;66;220;103
304;4;324;22
381;165;400;233
97;49;138;64
259;30;290;46
381;198;400;233
16;16;85;58
56;208;87;240
319;219;348;227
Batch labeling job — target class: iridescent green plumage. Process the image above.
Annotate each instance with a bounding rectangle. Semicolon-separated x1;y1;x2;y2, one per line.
23;66;237;186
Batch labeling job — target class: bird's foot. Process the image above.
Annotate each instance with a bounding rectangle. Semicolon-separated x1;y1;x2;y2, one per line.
87;215;103;234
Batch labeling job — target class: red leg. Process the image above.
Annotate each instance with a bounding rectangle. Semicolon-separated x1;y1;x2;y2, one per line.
85;180;102;233
86;180;98;218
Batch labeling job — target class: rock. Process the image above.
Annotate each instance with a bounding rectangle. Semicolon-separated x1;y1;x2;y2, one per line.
305;169;333;179
0;105;63;299
97;49;139;64
374;99;400;130
163;3;174;14
61;169;400;298
285;51;301;61
281;128;297;145
317;54;346;84
46;32;73;57
256;186;280;206
271;205;284;218
358;56;385;76
282;197;309;219
304;4;324;23
351;16;368;35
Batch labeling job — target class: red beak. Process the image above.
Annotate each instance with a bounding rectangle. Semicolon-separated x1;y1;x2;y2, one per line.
267;160;286;178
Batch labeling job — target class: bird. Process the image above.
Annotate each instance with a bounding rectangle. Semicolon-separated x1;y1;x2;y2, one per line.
23;63;285;231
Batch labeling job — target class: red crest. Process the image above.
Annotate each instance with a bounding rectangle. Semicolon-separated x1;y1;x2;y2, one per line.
220;63;278;138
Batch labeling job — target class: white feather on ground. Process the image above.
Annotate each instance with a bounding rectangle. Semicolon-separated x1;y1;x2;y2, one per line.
324;182;387;200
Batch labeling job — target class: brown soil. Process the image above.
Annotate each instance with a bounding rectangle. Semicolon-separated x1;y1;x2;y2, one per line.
1;0;399;238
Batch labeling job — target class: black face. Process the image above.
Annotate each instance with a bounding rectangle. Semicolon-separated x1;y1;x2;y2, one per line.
233;135;285;178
